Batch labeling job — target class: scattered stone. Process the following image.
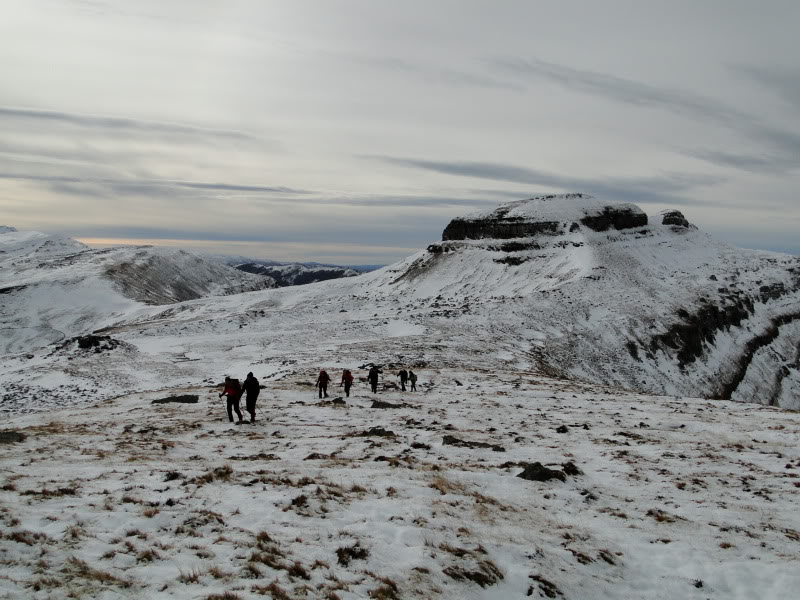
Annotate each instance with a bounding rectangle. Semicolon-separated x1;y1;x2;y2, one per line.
0;430;26;444
304;452;332;460
562;461;583;476
371;400;404;409
229;453;280;461
517;462;566;482
443;435;505;452
356;426;395;437
555;425;569;434
151;394;199;404
411;441;432;450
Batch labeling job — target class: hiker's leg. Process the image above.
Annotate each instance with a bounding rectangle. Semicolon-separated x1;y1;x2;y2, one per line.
233;398;243;422
322;383;328;397
226;398;234;422
246;397;256;421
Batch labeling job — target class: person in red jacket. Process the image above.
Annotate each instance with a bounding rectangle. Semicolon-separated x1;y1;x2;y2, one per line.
316;369;331;398
340;369;354;397
219;377;244;423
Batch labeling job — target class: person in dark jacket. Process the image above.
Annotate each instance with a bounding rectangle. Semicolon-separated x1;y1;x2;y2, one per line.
316;369;331;398
219;376;244;423
340;369;354;397
242;372;260;423
367;365;382;393
397;368;408;391
408;369;418;392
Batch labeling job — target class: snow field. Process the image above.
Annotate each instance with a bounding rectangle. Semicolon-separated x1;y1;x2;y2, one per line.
1;369;799;599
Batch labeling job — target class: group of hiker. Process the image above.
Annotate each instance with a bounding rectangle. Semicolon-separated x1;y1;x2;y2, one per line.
219;372;260;424
219;366;419;424
317;366;418;397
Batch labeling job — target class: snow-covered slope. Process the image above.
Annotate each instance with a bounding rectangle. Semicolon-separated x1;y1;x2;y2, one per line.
0;227;276;355
359;195;800;406
1;371;798;599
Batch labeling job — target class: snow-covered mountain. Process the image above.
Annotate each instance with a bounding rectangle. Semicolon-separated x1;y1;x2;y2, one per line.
360;194;800;406
233;260;360;287
0;227;276;354
1;194;798;410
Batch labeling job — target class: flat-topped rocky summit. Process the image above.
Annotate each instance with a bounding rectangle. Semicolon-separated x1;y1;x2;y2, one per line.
442;193;648;240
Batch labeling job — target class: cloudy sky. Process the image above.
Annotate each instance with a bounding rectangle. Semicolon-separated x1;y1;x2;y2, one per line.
1;1;798;264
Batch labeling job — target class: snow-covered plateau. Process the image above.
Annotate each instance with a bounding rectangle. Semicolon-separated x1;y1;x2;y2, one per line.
1;194;799;598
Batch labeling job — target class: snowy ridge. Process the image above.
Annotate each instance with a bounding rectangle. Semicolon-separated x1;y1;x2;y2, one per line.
0;228;276;355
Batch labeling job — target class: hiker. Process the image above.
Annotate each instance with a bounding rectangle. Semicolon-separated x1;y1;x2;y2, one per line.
397;368;408;391
242;372;260;423
340;369;354;397
409;369;417;392
316;369;331;398
367;365;382;393
219;376;244;424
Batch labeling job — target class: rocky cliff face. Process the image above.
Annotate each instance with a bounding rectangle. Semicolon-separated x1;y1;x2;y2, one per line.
442;193;648;240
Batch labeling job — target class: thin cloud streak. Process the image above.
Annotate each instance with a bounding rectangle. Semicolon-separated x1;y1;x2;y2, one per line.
0;173;309;195
493;57;800;173
365;155;725;206
0;106;259;142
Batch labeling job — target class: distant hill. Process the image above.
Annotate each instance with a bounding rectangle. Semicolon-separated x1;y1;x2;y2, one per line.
0;227;275;354
233;260;360;287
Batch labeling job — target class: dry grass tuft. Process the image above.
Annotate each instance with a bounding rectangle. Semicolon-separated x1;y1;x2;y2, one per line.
137;548;161;562
252;581;291;599
205;593;243;600
2;530;55;546
336;542;369;566
177;567;204;584
287;561;311;580
429;475;467;496
64;556;131;588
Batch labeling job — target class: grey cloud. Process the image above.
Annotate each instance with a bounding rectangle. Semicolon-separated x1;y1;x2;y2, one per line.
0;106;258;142
363;57;525;92
682;149;790;175
494;57;800;173
731;64;800;109
365;155;723;206
494;57;745;125
0;172;308;197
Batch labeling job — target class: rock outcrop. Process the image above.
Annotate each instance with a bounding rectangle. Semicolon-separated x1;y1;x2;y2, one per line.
441;193;647;240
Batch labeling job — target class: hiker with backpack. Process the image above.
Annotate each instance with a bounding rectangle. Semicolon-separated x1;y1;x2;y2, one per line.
409;369;418;392
316;369;331;398
340;369;354;397
219;376;244;424
241;372;260;423
397;368;409;391
367;365;382;393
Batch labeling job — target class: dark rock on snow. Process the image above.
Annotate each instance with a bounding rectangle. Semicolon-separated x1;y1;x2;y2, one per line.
151;395;199;404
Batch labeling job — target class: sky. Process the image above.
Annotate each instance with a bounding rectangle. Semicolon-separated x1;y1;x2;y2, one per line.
0;0;798;264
